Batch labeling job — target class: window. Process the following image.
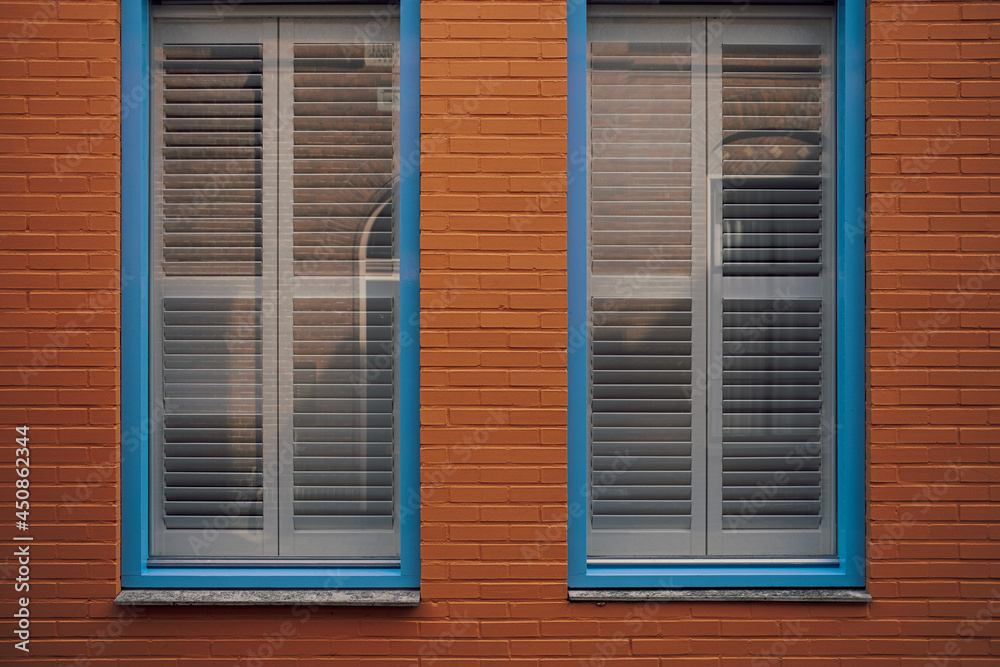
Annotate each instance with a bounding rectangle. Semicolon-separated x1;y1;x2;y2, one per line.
121;0;419;589
567;1;865;589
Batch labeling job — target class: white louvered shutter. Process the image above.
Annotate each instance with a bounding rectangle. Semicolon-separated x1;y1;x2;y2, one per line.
151;20;277;558
705;19;836;557
587;18;708;558
587;12;835;560
277;19;399;558
151;13;400;561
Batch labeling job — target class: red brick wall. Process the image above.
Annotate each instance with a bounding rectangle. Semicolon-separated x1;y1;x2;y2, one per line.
1;0;999;663
1;0;125;658
866;0;1000;660
420;0;571;624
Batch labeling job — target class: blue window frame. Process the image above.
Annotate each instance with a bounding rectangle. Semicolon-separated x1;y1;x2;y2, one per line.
121;0;420;589
567;0;865;589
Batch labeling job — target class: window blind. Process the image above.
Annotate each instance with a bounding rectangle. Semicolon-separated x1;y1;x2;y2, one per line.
158;35;266;535
590;39;698;530
719;43;825;277
160;43;264;277
587;18;708;558
591;297;695;530
588;15;835;560
151;15;400;560
161;296;264;531
719;298;824;530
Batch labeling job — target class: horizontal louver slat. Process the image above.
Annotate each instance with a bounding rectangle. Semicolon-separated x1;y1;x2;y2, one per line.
292;297;394;530
721;43;824;277
161;297;264;530
721;299;823;530
591;40;693;277
591;298;693;530
293;42;396;277
160;44;264;277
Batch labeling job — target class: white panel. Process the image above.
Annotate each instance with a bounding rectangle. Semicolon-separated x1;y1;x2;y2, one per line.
152;11;401;561
277;18;400;559
587;16;707;558
151;19;278;558
586;9;835;562
705;18;836;557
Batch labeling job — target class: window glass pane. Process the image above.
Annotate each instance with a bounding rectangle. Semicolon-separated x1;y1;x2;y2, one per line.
587;11;836;561
150;13;401;561
587;17;708;558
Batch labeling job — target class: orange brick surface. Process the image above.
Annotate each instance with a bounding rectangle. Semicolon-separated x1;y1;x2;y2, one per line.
1;0;999;663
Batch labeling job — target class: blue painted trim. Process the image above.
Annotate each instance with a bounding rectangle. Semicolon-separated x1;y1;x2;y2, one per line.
120;0;150;584
566;0;589;587
397;0;421;587
123;567;412;590
835;0;867;589
576;563;860;590
120;0;419;590
567;0;867;590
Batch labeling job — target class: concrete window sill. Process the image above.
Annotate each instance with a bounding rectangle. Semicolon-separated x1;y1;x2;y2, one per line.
115;589;419;606
569;588;871;603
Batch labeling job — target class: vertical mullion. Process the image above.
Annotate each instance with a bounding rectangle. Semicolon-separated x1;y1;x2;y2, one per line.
704;16;726;555
822;16;839;557
260;17;281;556
277;17;306;556
689;17;710;557
275;17;296;556
148;36;167;558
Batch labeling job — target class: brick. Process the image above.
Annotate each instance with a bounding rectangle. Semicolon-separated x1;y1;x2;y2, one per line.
963;4;1000;20
929;23;991;40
